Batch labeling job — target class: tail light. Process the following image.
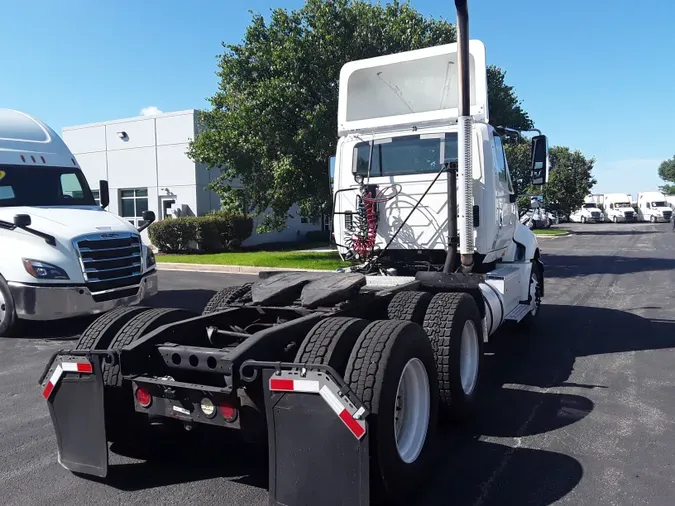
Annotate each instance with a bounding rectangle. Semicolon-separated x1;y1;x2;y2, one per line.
135;386;152;408
219;401;238;422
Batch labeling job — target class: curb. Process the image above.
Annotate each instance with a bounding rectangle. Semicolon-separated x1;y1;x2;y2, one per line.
157;262;331;274
534;231;573;239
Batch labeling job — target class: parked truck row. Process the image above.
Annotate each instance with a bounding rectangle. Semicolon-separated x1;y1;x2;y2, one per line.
570;191;673;224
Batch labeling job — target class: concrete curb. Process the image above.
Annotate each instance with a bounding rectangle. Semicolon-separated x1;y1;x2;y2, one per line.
157;262;330;274
534;231;573;239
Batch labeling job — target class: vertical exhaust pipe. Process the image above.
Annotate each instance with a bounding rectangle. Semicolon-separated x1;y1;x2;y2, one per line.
455;0;474;272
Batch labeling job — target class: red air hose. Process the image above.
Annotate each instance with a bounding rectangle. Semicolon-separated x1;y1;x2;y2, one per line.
346;185;400;260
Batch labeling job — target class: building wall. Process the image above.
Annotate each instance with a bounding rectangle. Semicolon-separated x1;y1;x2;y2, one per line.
62;109;322;248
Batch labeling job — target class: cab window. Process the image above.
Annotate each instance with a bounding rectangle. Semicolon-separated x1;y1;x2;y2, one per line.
493;134;514;193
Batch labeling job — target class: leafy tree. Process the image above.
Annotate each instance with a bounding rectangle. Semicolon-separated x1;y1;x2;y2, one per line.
541;146;597;216
657;155;675;195
188;0;534;231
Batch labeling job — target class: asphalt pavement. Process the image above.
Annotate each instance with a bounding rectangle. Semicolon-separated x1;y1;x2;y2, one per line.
2;222;675;505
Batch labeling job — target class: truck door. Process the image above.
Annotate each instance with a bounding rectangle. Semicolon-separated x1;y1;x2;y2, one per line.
492;134;516;252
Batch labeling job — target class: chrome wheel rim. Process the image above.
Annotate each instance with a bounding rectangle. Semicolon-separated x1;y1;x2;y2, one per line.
394;358;430;464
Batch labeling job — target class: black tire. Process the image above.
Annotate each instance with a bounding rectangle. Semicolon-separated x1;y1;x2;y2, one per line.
520;262;543;327
103;307;197;444
75;306;152;351
294;317;369;374
0;274;20;337
650;215;656;223
344;320;438;505
104;307;198;387
202;284;252;315
580;216;586;224
423;292;483;421
387;291;433;325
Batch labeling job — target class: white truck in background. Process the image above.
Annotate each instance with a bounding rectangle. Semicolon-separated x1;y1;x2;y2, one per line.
603;193;636;223
569;195;603;223
637;191;673;223
0;109;159;337
666;195;675;210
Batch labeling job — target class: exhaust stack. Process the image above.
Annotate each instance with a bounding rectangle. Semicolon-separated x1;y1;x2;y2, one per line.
455;0;474;272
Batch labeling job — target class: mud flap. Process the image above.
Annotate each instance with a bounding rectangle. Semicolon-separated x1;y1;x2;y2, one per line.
40;354;108;478
258;366;371;506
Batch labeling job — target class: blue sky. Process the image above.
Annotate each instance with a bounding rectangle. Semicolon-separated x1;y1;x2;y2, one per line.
2;0;674;196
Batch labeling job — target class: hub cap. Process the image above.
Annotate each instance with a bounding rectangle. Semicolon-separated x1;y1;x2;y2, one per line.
530;272;541;316
394;358;430;464
460;321;480;395
0;289;6;325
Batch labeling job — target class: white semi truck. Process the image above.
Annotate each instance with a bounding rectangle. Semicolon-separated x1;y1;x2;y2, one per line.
569;195;603;223
39;1;550;504
637;191;673;223
0;109;158;337
603;193;636;223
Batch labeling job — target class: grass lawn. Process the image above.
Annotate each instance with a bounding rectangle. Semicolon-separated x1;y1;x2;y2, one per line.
533;228;569;236
157;250;350;270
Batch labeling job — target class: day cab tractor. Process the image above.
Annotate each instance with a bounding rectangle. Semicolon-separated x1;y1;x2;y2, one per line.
39;2;549;505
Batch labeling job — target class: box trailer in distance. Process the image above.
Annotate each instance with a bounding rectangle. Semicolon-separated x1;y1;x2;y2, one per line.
0;109;159;337
38;2;551;505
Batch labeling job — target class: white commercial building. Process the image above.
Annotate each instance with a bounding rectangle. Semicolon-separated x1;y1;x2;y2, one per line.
61;109;322;246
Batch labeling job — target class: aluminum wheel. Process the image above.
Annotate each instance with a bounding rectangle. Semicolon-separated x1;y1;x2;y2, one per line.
394;357;430;464
0;289;6;326
460;320;480;395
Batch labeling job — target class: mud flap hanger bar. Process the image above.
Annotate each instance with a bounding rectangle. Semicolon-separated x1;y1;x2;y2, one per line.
240;359;370;418
38;349;117;386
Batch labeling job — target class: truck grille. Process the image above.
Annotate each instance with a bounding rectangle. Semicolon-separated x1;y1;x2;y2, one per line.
624;211;634;219
591;211;601;219
664;211;672;220
74;232;143;294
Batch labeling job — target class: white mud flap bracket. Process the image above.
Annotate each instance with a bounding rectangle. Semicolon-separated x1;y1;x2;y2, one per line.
38;350;110;478
240;361;371;506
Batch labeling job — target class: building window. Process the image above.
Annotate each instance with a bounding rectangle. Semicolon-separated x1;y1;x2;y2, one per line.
119;188;149;227
91;190;100;207
301;217;309;224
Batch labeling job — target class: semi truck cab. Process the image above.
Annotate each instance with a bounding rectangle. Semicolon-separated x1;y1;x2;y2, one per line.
570;200;603;223
603;193;635;223
0;109;158;336
637;191;672;223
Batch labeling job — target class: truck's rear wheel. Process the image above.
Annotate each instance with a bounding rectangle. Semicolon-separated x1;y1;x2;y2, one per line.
0;275;20;337
294;317;369;375
202;284;252;315
75;306;152;351
423;292;483;421
580;216;586;224
344;320;438;505
103;307;198;445
386;291;433;324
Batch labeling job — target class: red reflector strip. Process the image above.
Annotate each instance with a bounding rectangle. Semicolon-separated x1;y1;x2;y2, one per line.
319;385;366;440
42;365;63;399
61;361;93;373
42;361;92;399
42;381;55;399
338;408;366;439
269;378;320;393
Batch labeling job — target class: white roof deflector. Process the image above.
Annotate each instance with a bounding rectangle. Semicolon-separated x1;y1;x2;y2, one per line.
337;40;488;136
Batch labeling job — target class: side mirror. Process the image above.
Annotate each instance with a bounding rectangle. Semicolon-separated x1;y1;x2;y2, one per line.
99;180;110;209
13;214;31;228
530;135;549;185
137;210;156;233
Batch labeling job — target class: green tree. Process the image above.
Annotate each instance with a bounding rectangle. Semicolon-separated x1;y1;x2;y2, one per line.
541;147;597;216
188;0;534;231
657;155;675;195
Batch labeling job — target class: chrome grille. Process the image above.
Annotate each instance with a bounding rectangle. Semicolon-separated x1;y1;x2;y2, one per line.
591;211;601;218
74;232;143;293
624;211;634;218
664;211;672;220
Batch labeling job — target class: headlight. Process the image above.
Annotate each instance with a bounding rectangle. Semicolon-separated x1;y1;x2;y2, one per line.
22;259;69;280
145;247;156;268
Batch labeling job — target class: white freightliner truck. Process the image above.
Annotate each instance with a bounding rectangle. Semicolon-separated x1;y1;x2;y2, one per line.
38;2;549;505
603;192;636;223
637;191;673;223
569;195;603;223
0;109;158;337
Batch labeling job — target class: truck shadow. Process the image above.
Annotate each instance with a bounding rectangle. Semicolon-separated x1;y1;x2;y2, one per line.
542;253;675;278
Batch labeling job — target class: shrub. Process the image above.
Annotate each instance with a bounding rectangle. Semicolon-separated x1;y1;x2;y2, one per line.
149;213;253;254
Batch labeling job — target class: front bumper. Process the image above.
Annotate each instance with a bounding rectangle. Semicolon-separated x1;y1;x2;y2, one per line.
9;270;158;321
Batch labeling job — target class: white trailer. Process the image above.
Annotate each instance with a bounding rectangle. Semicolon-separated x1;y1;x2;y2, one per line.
637;191;673;223
603;193;636;223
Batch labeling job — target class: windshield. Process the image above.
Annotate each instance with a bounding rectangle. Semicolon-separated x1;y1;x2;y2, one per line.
582;203;597;209
615;202;632;208
354;133;458;176
652;201;667;207
0;165;96;207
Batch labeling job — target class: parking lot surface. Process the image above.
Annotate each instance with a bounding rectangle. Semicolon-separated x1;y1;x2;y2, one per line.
2;222;675;505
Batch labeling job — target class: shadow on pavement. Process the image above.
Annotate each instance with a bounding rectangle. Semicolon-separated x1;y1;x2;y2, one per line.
543;253;675;278
569;229;663;236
